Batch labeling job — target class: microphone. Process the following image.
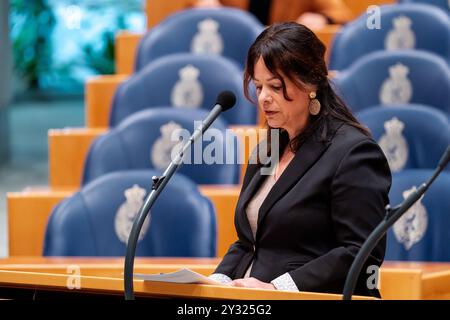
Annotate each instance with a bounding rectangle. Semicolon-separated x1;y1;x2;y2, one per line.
342;145;450;300
216;90;237;111
124;91;236;300
188;91;236;145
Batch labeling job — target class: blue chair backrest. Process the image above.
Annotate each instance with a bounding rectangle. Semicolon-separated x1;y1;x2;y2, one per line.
399;0;450;15
332;50;450;115
135;8;263;71
357;104;450;172
44;170;216;257
329;4;450;70
83;108;240;185
110;53;256;126
385;170;450;261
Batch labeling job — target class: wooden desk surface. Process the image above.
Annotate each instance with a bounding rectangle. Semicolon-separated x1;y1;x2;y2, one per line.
0;257;375;300
0;257;220;278
381;261;450;300
0;258;449;300
382;261;450;275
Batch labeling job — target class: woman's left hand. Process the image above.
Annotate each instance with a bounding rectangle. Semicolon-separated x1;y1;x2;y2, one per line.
230;277;276;290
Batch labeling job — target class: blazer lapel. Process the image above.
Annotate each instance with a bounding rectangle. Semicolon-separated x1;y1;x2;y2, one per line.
256;137;332;232
236;118;344;243
235;163;270;243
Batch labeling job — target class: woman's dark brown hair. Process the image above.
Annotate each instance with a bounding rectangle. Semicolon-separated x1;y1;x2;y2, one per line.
244;22;370;157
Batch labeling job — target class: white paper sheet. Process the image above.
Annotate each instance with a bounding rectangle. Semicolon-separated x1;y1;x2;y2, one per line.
134;268;221;285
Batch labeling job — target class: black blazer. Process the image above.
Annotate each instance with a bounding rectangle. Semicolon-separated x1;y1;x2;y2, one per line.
214;120;391;297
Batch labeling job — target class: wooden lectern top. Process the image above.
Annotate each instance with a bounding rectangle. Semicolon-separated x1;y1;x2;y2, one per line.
1;257;450;300
0;257;376;300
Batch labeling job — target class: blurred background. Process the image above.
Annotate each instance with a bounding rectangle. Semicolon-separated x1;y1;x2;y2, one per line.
0;0;146;257
1;0;449;264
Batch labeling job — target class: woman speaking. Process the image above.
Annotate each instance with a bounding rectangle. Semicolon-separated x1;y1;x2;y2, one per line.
210;22;391;298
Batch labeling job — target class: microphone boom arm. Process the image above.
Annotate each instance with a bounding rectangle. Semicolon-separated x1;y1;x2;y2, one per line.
342;146;450;300
123;92;236;300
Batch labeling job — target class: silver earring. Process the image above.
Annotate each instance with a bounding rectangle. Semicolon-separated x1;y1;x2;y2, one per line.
308;91;321;116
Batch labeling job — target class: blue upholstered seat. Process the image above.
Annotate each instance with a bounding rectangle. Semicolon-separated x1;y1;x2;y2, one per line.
44;170;217;257
83;108;240;185
332;50;450;116
385;170;450;261
330;4;450;70
135;7;263;71
110;53;256;126
357;104;450;173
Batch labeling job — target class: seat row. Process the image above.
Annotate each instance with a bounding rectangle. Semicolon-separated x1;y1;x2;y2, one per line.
106;4;450;130
7;2;450;262
43;165;450;261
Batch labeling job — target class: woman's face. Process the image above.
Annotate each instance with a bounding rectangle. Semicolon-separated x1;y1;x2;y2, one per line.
253;57;311;139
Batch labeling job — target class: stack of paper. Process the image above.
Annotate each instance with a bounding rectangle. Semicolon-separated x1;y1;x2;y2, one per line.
134;268;221;285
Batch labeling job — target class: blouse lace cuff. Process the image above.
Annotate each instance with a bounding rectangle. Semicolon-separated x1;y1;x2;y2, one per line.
208;273;232;284
271;273;299;292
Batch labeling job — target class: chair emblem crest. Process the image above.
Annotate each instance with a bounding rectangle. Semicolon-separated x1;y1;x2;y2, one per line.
115;184;150;243
151;121;184;170
379;117;409;172
380;63;413;105
385;16;416;50
191;18;224;55
393;186;428;250
171;64;204;108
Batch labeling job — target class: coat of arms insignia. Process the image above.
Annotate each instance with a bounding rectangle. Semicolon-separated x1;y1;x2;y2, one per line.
393;186;428;250
115;184;150;243
379;117;409;172
191;18;224;55
170;64;204;108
